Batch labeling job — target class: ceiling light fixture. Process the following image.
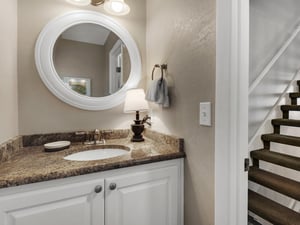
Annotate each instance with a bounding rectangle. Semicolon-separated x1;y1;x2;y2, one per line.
67;0;130;15
91;0;105;6
92;0;130;16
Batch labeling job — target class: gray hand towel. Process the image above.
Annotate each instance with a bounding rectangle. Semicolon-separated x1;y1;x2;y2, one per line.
146;78;169;108
146;79;160;102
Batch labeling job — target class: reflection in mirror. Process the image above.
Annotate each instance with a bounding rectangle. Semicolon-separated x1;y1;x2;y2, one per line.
53;23;131;97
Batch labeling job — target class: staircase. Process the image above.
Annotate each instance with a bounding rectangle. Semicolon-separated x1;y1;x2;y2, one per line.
248;81;300;225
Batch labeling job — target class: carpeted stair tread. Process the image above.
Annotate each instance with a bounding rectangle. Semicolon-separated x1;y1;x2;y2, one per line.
289;92;300;98
251;150;300;171
272;119;300;127
248;190;300;225
249;167;300;200
262;133;300;147
281;105;300;111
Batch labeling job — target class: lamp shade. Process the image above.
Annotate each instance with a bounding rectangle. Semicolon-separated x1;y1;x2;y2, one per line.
124;89;149;113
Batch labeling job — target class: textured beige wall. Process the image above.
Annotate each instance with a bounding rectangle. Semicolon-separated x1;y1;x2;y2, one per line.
18;0;146;135
146;0;216;224
54;39;106;97
0;0;18;143
17;1;216;223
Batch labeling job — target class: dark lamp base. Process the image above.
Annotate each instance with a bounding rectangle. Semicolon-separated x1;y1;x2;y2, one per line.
131;123;145;142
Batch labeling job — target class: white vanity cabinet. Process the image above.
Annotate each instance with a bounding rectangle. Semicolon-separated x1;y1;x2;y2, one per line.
0;179;105;225
105;164;181;225
0;159;183;225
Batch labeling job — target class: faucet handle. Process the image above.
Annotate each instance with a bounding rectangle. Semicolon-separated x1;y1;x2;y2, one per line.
83;131;94;145
75;131;91;144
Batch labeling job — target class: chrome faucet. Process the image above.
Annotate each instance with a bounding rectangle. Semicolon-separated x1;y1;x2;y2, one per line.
98;130;114;145
94;129;101;144
76;129;109;145
94;129;106;145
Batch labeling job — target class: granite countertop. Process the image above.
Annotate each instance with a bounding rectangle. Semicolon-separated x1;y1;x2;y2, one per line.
0;129;185;189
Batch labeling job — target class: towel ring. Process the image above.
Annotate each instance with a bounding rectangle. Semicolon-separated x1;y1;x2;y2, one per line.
152;64;168;80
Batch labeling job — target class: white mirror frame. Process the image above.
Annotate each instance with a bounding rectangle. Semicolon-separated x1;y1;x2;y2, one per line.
35;10;141;111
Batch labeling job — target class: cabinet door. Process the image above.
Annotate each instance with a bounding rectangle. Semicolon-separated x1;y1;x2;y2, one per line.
0;179;104;225
105;165;181;225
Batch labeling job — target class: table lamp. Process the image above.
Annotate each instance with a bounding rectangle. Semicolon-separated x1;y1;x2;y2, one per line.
124;89;149;142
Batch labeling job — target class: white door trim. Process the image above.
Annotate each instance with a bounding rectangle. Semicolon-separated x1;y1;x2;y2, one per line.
109;39;123;94
215;0;249;224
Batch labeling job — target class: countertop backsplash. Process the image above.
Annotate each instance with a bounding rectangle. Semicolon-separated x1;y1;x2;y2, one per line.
0;136;23;163
22;129;130;147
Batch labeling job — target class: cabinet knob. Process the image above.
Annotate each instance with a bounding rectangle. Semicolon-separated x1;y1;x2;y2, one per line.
94;185;103;193
109;183;117;190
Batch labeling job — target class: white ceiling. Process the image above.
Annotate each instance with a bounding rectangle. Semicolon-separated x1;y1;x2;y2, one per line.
61;23;111;45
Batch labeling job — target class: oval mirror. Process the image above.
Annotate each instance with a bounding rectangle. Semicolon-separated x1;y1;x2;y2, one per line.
35;11;141;110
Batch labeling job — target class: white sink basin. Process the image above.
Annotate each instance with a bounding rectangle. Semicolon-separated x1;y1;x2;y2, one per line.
64;146;129;161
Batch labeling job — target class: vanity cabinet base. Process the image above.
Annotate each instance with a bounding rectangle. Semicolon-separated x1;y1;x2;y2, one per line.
0;159;184;225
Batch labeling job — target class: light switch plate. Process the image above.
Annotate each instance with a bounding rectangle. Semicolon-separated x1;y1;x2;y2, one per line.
199;102;211;126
